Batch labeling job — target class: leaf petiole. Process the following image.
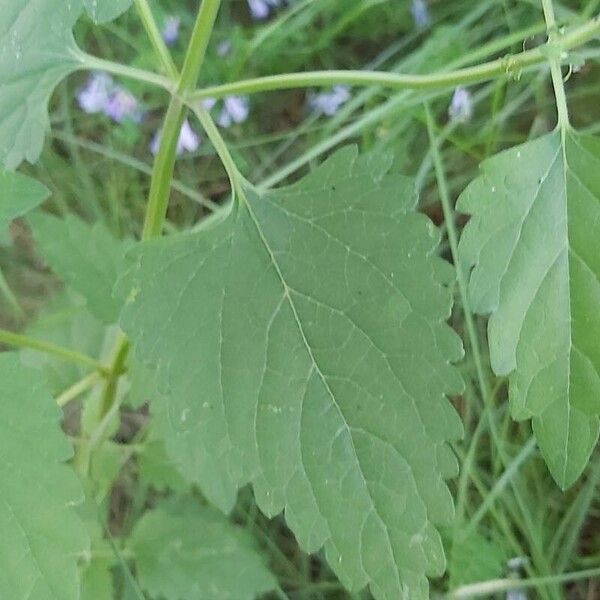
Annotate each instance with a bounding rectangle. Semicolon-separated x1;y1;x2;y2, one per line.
0;328;108;376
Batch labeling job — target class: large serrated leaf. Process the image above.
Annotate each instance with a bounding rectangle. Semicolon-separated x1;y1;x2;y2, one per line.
29;213;132;324
119;147;464;599
0;170;49;238
128;498;276;600
0;1;84;168
0;353;88;599
458;129;600;488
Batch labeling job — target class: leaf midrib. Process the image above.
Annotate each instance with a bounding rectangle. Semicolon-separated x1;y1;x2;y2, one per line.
238;193;404;591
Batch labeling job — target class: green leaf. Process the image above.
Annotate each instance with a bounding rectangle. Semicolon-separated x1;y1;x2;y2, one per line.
138;439;188;493
0;170;49;238
120;147;464;599
0;353;88;599
0;1;83;168
448;531;505;588
84;0;132;23
29;213;132;324
458;129;600;488
128;498;276;600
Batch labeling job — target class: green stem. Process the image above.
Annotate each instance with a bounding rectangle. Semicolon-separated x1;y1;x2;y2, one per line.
188;15;600;101
133;0;179;79
76;52;172;91
141;0;223;240
98;333;130;420
0;328;108;375
176;0;222;94
448;567;600;599
56;371;102;408
190;103;243;195
542;0;571;128
140;96;186;239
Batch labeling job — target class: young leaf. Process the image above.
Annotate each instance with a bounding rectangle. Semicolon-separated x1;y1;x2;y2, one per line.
0;170;49;238
0;353;88;599
120;147;464;599
0;1;83;168
84;0;132;24
29;213;132;324
458;130;600;488
128;498;276;600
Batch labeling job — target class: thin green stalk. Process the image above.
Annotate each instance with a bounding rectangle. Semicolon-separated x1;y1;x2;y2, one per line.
190;103;243;195
133;0;179;79
0;267;25;322
448;567;600;599
98;333;130;420
76;52;172;91
141;0;223;239
424;105;493;417
176;0;222;94
188;15;600;101
0;328;108;375
140;96;186;239
463;438;537;537
56;371;102;408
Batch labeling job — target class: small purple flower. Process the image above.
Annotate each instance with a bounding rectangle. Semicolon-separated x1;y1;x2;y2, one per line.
104;88;143;123
448;87;473;123
77;72;114;114
150;119;200;156
202;96;250;128
162;16;180;46
410;0;430;28
248;0;281;20
308;85;350;116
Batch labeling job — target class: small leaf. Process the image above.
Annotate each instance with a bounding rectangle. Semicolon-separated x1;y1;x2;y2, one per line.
84;0;132;24
120;147;464;599
458;129;600;488
128;498;276;600
29;213;132;324
0;1;83;168
0;170;49;237
0;353;88;599
448;531;505;588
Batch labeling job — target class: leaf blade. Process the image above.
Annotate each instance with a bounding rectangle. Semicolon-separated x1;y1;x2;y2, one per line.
458;129;600;488
0;1;83;168
128;498;276;600
0;353;88;600
120;147;463;599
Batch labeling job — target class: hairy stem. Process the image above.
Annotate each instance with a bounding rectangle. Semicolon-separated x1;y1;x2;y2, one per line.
188;15;600;101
